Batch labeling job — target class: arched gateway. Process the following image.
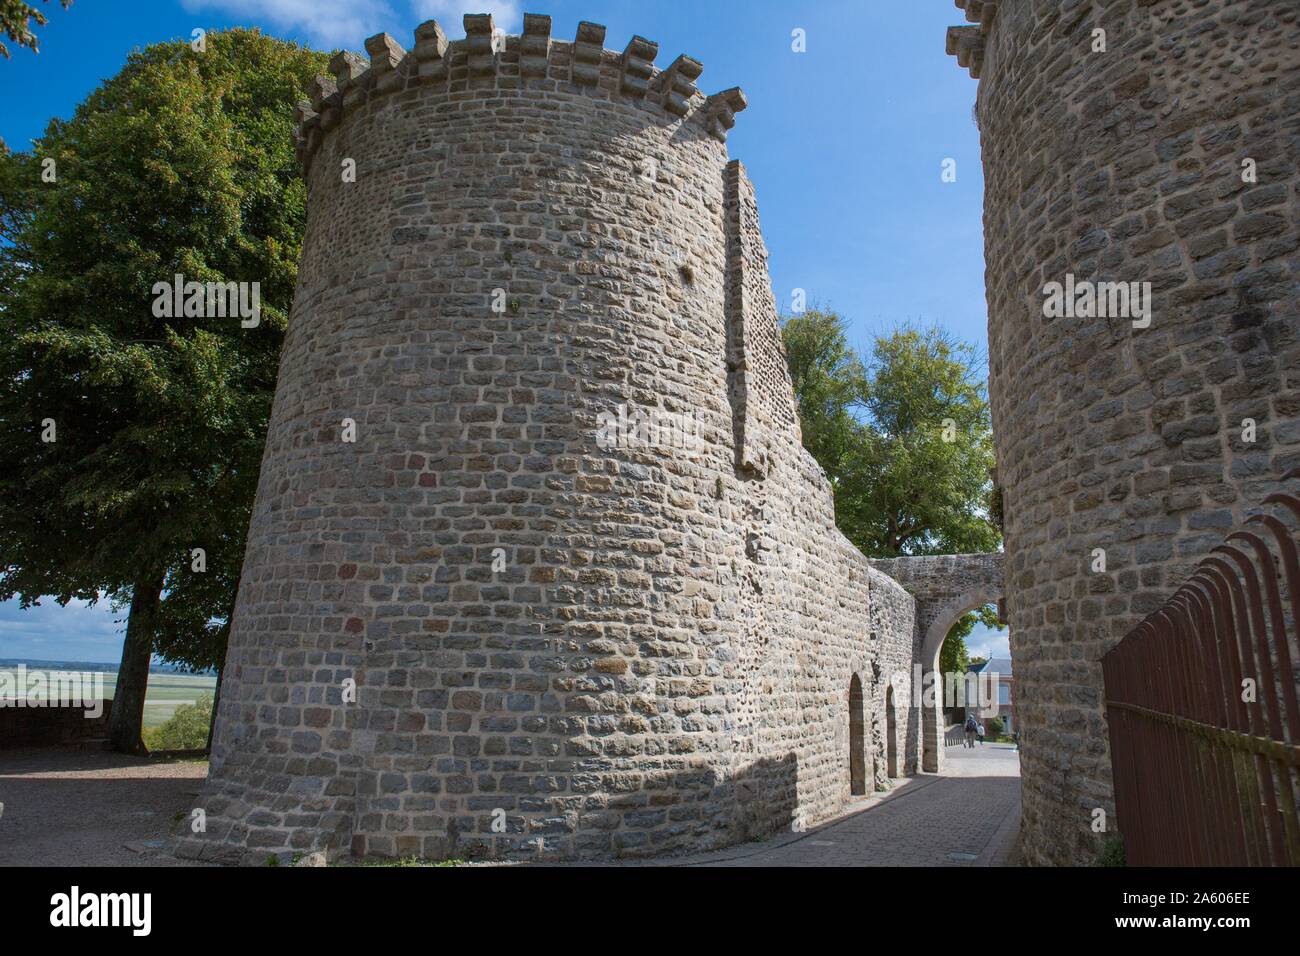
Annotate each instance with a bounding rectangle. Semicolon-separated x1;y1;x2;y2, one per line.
849;674;866;795
870;553;1005;773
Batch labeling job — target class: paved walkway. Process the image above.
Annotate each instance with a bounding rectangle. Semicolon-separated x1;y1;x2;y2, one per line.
674;741;1021;867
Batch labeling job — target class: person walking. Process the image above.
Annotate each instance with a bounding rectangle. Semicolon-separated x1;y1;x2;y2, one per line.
976;722;985;746
963;713;977;749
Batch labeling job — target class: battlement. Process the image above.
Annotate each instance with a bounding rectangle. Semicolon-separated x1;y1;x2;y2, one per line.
292;12;750;170
944;0;999;79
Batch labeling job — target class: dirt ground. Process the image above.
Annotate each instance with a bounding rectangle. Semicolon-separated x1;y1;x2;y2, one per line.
0;747;209;866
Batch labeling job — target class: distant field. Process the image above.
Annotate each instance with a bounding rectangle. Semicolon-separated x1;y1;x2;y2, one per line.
1;669;216;728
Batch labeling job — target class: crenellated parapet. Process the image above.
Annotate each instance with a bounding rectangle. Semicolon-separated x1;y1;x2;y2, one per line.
660;54;703;116
292;12;749;170
519;13;551;76
955;0;998;26
944;0;999;79
945;26;984;79
570;19;604;85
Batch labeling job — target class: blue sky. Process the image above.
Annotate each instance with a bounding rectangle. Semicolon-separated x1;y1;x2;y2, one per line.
0;0;1006;663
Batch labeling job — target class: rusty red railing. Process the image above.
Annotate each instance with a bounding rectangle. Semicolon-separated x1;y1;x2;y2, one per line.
1102;469;1300;866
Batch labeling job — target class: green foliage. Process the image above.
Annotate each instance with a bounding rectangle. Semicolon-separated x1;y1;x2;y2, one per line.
939;632;969;682
986;483;1004;533
985;716;1004;736
142;693;213;751
1096;835;1127;867
782;311;1005;642
950;604;1001;643
850;326;999;557
0;0;69;58
780;309;865;477
782;312;999;557
0;30;330;748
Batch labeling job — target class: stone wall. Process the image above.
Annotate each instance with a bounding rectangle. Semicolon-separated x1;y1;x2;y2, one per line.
948;0;1300;864
177;13;917;865
0;700;112;749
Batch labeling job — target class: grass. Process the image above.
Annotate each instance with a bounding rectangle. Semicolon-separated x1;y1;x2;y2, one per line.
1096;836;1126;867
4;669;217;728
122;673;217;728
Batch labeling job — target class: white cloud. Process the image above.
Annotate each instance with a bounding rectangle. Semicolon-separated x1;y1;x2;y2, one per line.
180;0;525;53
965;622;1010;661
0;595;126;664
180;0;401;50
409;0;523;35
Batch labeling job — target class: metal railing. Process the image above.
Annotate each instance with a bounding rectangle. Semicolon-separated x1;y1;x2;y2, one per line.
1102;469;1300;865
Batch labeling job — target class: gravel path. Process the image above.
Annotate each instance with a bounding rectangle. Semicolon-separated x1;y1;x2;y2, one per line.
0;748;209;866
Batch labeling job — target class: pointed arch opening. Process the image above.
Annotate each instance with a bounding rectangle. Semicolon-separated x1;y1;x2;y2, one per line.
849;673;866;796
885;684;898;778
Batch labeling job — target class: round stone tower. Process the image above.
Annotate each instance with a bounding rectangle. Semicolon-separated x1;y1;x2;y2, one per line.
179;12;920;864
949;0;1300;864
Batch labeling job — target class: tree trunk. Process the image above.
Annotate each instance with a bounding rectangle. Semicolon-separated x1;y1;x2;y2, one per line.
206;590;238;753
205;660;223;754
107;573;165;755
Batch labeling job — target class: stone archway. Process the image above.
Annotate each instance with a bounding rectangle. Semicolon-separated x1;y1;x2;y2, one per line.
917;587;1002;772
870;553;1004;773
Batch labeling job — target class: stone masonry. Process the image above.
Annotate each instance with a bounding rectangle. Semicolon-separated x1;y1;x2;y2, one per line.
947;0;1300;864
175;13;919;864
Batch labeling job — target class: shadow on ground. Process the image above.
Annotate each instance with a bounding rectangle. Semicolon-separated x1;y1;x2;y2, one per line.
667;742;1021;867
0;747;210;866
0;744;1021;868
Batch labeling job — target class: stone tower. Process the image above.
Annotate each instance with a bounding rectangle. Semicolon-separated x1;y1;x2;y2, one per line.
177;12;919;864
948;0;1300;864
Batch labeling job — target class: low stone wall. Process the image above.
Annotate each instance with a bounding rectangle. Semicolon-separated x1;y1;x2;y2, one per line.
0;700;112;749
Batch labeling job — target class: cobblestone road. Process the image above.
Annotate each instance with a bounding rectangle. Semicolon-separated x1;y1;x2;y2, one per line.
675;741;1021;867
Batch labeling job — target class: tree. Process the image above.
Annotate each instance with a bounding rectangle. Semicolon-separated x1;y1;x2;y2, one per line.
144;693;215;751
939;630;971;684
782;311;1004;639
0;0;70;57
0;30;329;753
779;308;864;477
848;325;999;556
153;517;249;749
